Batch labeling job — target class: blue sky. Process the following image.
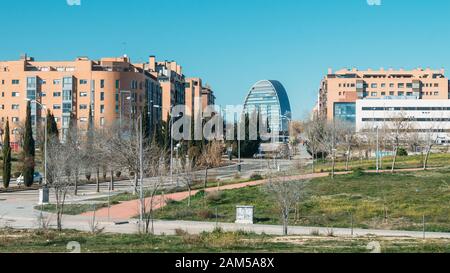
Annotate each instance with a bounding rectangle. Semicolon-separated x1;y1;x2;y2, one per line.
1;0;450;119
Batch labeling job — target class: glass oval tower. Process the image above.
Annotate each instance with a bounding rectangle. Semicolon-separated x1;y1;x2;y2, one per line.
243;80;292;142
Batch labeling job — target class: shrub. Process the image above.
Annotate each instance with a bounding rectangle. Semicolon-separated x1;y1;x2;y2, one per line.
175;209;195;218
206;191;224;203
165;198;179;205
115;171;122;178
250;173;263;181
85;174;91;181
197;209;215;219
13;172;21;178
310;229;320;236
397;147;408;157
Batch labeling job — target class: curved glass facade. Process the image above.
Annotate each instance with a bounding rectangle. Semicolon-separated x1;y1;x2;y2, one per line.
243;80;292;140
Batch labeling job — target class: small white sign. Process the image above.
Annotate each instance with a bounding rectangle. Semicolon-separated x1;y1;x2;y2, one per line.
236;206;254;224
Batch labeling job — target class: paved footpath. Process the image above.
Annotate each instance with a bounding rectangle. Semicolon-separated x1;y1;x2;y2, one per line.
82;168;430;220
81;172;333;219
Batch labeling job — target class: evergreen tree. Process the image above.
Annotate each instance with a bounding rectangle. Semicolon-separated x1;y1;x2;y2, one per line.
2;119;11;188
46;109;59;139
141;102;151;144
23;101;35;187
233;112;262;158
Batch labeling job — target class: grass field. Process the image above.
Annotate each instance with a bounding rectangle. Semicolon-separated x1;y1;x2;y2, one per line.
2;228;450;253
313;152;450;173
154;168;450;232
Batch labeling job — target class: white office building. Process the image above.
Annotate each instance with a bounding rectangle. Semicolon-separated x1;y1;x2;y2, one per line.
356;98;450;144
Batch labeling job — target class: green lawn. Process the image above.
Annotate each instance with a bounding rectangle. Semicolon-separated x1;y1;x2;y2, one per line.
313;152;450;173
2;228;450;253
154;168;450;232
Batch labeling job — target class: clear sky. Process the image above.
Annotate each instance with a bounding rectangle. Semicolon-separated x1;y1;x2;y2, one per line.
1;0;450;119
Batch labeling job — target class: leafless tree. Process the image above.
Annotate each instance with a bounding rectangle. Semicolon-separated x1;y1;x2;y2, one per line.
177;159;196;207
264;173;308;236
320;120;340;178
141;146;167;234
386;112;413;173
46;135;80;231
303;114;325;173
334;120;356;171
422;117;443;170
198;141;223;190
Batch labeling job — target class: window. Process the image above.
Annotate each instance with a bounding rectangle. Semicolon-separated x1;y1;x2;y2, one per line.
0;105;4;110
41;92;46;97
53;104;61;110
381;92;386;96
79;117;88;123
63;90;72;101
434;91;439;96
398;91;405;96
371;92;377;97
54;117;60;122
63;103;72;113
100;105;105;114
406;83;413;88
79;79;88;85
80;92;88;97
53;92;61;97
80;104;88;110
100;117;105;126
381;83;386;88
100;92;105;101
370;83;377;88
12;92;20;97
389;83;395;88
11;104;19;110
12;117;19;123
12;80;19;85
406;92;413;96
100;80;105;88
389;91;395;96
53;79;61;85
398;83;405;88
434;83;439;87
115;80;120;89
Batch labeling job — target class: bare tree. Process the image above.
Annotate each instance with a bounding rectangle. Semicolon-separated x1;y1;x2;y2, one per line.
320;120;339;178
264;173;308;236
142;147;167;234
303;114;325;173
386;113;412;173
178;159;196;207
335;120;356;171
198;141;222;190
46;135;80;231
422;116;442;170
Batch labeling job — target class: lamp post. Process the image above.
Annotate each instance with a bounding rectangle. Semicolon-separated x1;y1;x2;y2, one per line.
26;98;48;204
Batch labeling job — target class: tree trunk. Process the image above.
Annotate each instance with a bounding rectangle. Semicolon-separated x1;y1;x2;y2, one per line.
96;167;100;193
391;146;398;173
110;170;115;191
345;147;351;171
188;187;191;207
424;146;431;170
204;167;209;190
133;173;138;195
331;151;336;179
311;149;315;173
282;210;288;236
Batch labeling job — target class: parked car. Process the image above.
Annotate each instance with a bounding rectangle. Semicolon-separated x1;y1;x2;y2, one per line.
17;172;43;186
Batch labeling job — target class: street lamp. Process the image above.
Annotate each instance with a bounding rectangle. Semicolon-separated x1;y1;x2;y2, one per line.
153;105;180;187
25;98;49;204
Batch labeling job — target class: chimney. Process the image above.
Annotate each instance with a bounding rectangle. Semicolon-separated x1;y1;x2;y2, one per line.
149;55;156;71
327;68;332;74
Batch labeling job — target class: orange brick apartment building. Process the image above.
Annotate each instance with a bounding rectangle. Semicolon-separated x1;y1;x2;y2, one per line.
316;67;450;122
0;54;215;149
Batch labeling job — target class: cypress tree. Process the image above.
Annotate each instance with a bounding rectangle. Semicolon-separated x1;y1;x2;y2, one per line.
141;102;151;144
23;101;35;187
2;119;11;188
47;109;59;139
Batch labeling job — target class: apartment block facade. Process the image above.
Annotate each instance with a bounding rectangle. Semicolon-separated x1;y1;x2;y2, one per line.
317;68;450;122
147;56;185;122
0;54;162;148
185;78;216;118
